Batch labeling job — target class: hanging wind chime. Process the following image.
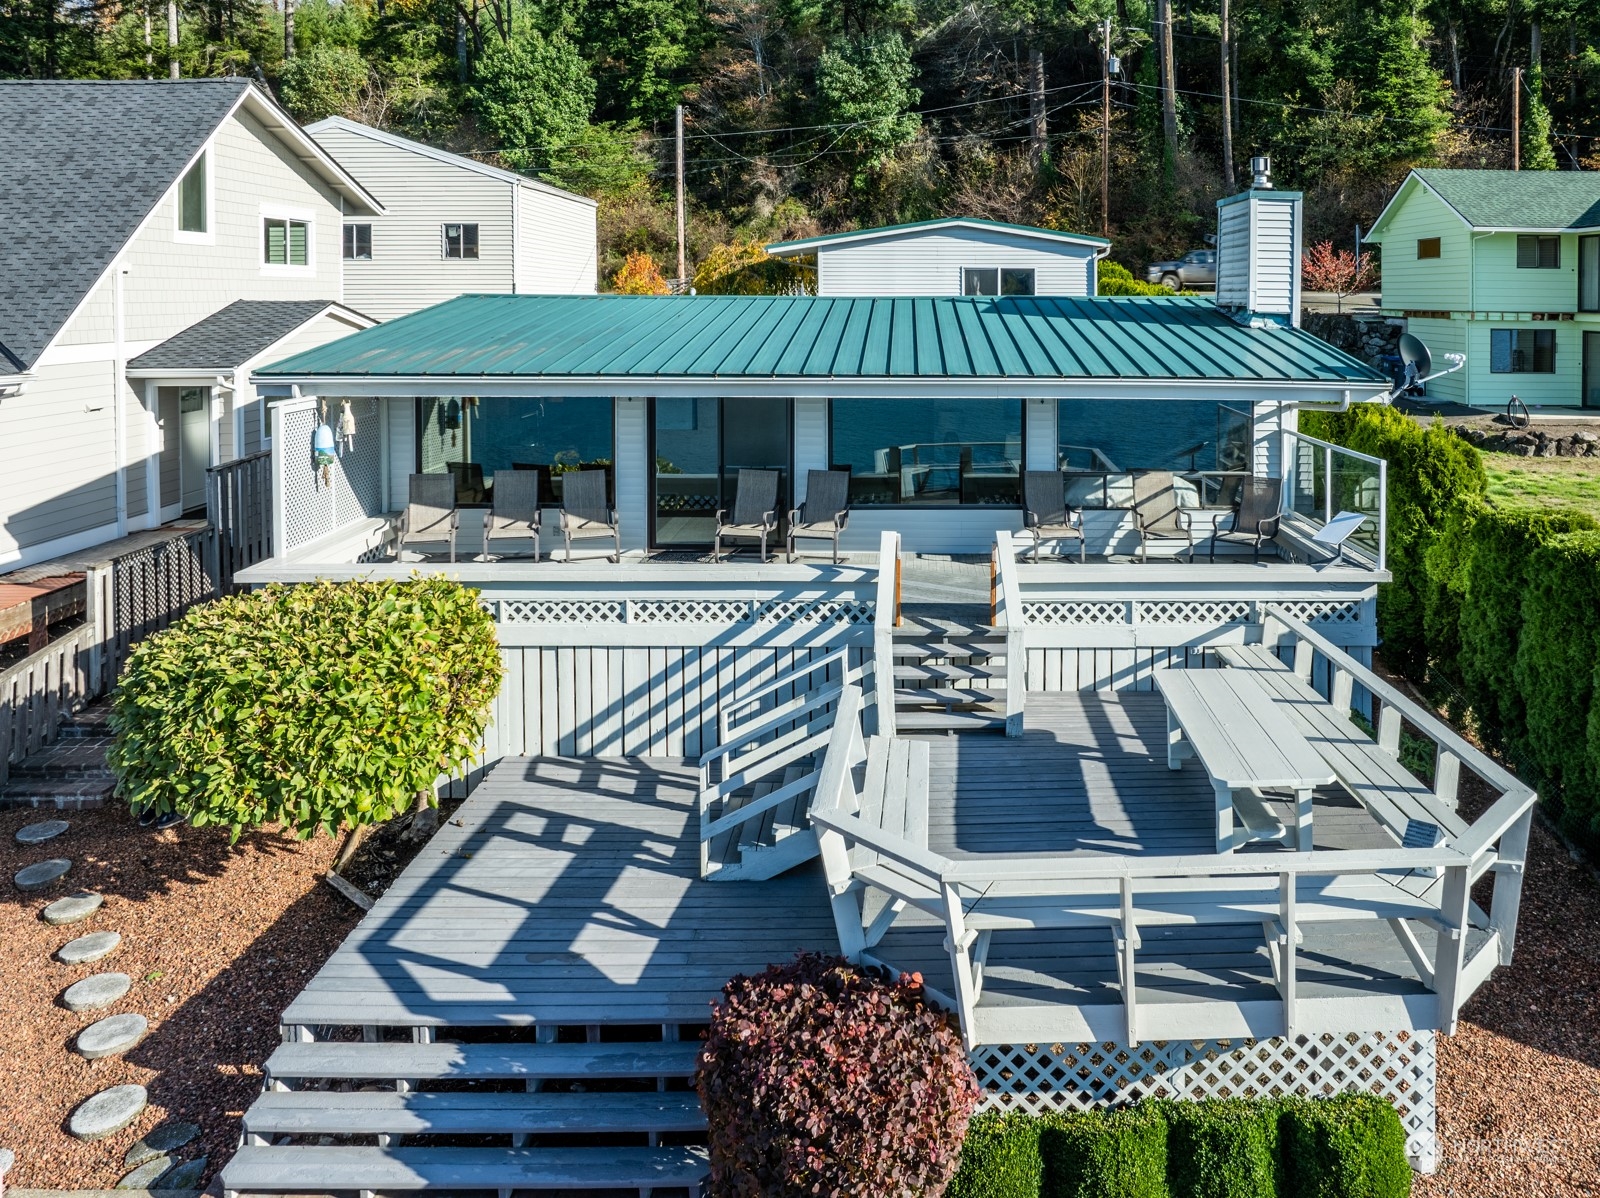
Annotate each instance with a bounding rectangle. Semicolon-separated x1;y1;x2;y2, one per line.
312;399;337;488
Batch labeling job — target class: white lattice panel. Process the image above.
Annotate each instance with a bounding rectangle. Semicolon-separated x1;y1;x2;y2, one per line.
630;599;753;624
333;400;385;526
1134;600;1253;625
1023;601;1128;626
755;598;874;625
498;600;626;624
971;1031;1436;1171
280;405;324;552
1273;600;1366;625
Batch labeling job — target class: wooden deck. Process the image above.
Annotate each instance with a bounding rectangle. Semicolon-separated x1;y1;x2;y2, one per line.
283;691;1445;1046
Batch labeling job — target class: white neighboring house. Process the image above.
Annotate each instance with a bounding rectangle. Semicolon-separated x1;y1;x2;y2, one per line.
306;117;599;320
0;78;380;570
765;217;1112;297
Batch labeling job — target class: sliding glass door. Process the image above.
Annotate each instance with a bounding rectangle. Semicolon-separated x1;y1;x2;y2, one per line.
651;398;789;547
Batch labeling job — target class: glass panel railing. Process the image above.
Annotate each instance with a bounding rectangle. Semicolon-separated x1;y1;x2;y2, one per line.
1280;430;1387;569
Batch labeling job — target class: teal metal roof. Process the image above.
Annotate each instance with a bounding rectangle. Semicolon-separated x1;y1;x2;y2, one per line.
256;293;1386;385
1383;169;1600;233
766;217;1111;255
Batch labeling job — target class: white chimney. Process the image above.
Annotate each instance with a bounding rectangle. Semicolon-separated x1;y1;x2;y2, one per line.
1215;155;1302;328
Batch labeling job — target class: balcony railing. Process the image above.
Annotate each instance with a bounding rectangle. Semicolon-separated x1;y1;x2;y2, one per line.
1281;429;1387;570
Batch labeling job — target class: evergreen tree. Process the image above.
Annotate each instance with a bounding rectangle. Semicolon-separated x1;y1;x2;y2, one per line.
815;31;922;183
1521;65;1559;170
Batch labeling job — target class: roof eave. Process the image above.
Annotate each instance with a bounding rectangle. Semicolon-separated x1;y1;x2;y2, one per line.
247;92;384;215
766;218;1112;255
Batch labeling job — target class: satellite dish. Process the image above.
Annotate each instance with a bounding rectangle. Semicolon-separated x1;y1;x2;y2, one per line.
1398;333;1432;381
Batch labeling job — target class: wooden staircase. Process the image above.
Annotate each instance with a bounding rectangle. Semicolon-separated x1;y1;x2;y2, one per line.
224;1032;709;1197
891;612;1010;734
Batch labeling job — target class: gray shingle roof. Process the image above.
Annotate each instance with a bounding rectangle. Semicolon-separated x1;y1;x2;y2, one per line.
128;299;342;371
0;79;250;373
1412;168;1600;231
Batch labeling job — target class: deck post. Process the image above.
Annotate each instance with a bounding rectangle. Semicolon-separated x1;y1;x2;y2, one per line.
1432;863;1471;1033
1489;809;1532;965
1119;875;1139;1046
940;881;981;1048
873;532;899;737
1377;703;1401;756
1278;872;1297;1035
1433;750;1461;809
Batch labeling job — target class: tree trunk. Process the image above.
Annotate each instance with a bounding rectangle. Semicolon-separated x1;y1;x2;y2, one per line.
167;0;179;78
1447;21;1461;92
456;11;469;82
144;3;152;75
331;822;370;873
283;0;294;60
1530;18;1541;72
1028;46;1048;171
1220;0;1234;191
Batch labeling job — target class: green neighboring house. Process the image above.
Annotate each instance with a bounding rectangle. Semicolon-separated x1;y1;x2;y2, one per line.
1363;169;1600;410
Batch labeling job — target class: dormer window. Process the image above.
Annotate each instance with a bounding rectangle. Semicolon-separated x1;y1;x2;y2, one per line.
175;150;211;242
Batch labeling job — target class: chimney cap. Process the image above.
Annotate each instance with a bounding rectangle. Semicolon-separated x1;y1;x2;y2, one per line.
1250;156;1273;189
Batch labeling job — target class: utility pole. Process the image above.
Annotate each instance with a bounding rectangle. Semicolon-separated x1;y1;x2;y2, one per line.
167;0;178;78
1100;18;1111;238
1028;47;1047;171
675;104;687;288
1219;0;1235;191
1156;0;1178;161
1511;65;1522;169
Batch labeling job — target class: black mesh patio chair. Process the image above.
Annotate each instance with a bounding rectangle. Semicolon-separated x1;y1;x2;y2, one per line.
787;470;851;564
484;470;542;561
396;474;458;563
559;469;619;562
1210;476;1283;562
1131;470;1194;563
1020;470;1086;563
715;469;781;562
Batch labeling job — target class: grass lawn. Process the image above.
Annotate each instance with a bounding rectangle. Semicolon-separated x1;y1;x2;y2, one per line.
1483;453;1600;521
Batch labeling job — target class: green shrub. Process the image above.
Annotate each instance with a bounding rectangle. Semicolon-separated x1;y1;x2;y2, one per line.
949;1109;1042;1198
1280;1094;1411;1198
1162;1099;1279;1198
697;953;979;1198
1039;1105;1168;1198
1098;259;1179;296
108;578;502;840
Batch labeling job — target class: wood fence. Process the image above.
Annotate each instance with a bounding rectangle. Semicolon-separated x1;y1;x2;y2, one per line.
208;451;272;593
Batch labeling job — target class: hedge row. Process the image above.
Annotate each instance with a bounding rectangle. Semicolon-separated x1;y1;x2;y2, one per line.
1301;407;1600;850
947;1094;1410;1198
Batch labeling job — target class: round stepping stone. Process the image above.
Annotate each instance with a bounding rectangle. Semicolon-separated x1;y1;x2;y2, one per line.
155;1156;207;1190
42;890;103;925
57;930;121;965
125;1121;201;1168
116;1155;173;1189
16;818;70;845
68;1083;148;1141
14;857;71;890
62;971;131;1013
75;1012;149;1060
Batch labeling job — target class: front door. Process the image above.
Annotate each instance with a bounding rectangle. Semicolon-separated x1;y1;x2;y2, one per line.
1585;331;1600;409
650;398;790;548
179;387;210;512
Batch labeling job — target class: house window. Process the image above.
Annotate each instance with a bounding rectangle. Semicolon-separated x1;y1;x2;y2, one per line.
1580;235;1599;313
1516;235;1560;269
829;398;1022;506
962;267;1036;296
264;218;309;266
1490;328;1556;373
178;152;207;234
343;223;372;260
1416;237;1441;260
417;397;615;506
1058;399;1253;479
444;223;479;259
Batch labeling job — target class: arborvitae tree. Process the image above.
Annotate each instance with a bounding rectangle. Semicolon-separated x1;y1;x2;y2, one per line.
1522;64;1560;169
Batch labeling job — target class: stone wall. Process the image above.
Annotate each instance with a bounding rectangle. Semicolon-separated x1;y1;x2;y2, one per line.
1458;425;1600;458
1301;311;1404;371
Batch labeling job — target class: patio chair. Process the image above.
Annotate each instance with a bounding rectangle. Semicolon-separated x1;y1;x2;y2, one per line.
715;468;781;563
1209;476;1283;562
484;470;542;561
559;469;619;562
788;470;851;564
1131;470;1194;563
396;474;458;563
1020;470;1086;563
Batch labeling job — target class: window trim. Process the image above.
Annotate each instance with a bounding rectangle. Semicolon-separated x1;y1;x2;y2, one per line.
1516;234;1561;270
1000;267;1036;296
343;222;373;261
1490;327;1557;374
1579;234;1599;314
260;203;316;275
963;267;999;296
827;397;1026;509
1416;237;1441;260
443;222;481;260
173;147;214;245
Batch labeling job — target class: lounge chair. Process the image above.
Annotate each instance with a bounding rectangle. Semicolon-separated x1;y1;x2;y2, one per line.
787;470;851;564
1020;470;1085;563
484;470;542;561
396;474;458;563
715;468;781;562
559;469;619;562
1210;476;1282;562
1131;470;1194;563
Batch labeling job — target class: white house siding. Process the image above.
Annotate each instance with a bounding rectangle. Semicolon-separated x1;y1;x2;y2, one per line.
234;311;370;459
310;127;515;321
1406;317;1467;405
813;228;1097;296
615;397;649;553
55;278;114;346
514;185;597;295
1216;195;1299;321
385;396;415;512
1464;319;1583;408
792;398;829;501
1370;186;1473;311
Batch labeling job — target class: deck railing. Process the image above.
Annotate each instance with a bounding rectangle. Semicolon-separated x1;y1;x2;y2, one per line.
989;534;1025;736
207;450;272;592
1281;429;1387;569
872;530;900;737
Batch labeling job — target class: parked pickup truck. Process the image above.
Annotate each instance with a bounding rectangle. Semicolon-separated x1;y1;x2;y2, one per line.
1146;249;1216;290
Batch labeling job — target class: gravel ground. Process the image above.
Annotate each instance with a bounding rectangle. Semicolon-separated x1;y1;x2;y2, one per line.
0;804;362;1191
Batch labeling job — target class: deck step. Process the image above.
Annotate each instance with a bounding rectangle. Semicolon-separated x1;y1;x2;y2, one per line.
222;1144;709;1193
891;640;1004;661
895;686;1004;708
263;1040;702;1083
894;661;1001;682
895;710;1007;732
243;1090;707;1137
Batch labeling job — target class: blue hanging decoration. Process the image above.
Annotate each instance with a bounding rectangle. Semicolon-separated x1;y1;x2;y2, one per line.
313;418;337;487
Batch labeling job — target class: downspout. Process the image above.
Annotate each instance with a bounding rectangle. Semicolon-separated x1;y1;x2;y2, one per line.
1091;244;1112;296
113;263;129;537
511;181;520;294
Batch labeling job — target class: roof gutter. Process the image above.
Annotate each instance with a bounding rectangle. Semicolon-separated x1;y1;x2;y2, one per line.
0;372;32;399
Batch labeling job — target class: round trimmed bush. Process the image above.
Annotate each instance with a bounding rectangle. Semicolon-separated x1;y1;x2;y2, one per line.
1280;1093;1412;1198
108;577;502;840
697;952;979;1197
1038;1104;1169;1198
948;1109;1042;1198
1162;1098;1279;1198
